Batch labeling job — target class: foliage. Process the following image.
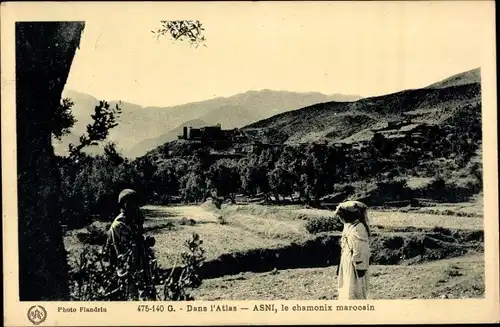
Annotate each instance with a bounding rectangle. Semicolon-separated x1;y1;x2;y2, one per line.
417;173;481;203
58;154;143;228
68;101;122;161
162;233;205;300
70;233;205;301
52;97;77;140
76;221;110;245
206;159;241;202
125;110;482;208
305;216;343;234
55;98;483;231
375;179;410;200
152;20;206;48
104;142;125;166
69;246;124;301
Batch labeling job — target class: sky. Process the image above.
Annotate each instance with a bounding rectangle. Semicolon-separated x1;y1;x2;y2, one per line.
63;1;493;107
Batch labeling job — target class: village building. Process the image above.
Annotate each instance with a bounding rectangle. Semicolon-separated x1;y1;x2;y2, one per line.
179;124;247;143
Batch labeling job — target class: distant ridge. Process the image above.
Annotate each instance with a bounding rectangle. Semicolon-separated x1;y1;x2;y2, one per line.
241;68;481;145
128;119;208;158
55;89;362;158
425;68;480;89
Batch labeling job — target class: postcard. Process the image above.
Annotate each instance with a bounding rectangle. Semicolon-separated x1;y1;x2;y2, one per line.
2;1;499;325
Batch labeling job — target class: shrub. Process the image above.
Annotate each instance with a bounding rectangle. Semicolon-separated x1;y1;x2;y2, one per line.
216;215;227;225
428;174;446;194
445;264;463;277
431;226;452;235
421;174;480;202
69;233;205;301
179;217;196;226
383;236;405;250
375;178;410;200
76;221;110;245
305;216;343;234
144;221;176;233
69;246;126;300
201;197;222;210
162;233;205;300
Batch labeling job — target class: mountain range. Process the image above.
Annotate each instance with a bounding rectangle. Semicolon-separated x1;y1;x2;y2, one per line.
54;67;480;158
53;89;361;158
242;68;481;145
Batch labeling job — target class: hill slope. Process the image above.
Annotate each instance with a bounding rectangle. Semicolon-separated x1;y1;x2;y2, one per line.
425;67;480;89
55;89;361;157
243;68;481;144
128;119;208;158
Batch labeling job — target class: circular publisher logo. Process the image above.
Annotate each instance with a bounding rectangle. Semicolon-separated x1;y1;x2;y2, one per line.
27;305;47;325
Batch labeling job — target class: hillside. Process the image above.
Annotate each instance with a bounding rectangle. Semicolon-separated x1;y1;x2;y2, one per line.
128;119;208;158
425;67;481;89
54;89;361;158
243;68;481;144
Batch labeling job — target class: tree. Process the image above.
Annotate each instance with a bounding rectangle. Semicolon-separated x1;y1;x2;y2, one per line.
152;20;206;48
68;100;122;161
152;160;181;203
239;154;270;199
17;20;207;301
207;159;241;202
56;99;124;229
298;143;330;205
52;97;77;140
181;171;206;203
17;21;86;301
134;155;156;198
103;141;125;166
177;150;211;203
268;160;296;203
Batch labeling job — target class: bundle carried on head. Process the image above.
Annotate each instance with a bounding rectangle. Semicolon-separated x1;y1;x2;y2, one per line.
333;200;370;235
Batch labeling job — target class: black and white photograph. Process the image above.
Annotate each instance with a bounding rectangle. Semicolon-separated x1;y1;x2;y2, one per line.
2;1;499;325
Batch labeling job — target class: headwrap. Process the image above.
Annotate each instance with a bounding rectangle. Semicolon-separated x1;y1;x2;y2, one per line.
118;189;138;206
333;200;370;233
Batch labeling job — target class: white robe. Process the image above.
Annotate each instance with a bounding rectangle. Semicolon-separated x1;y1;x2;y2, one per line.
337;221;370;300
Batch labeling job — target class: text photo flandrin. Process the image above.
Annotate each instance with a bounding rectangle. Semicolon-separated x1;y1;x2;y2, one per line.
16;16;484;303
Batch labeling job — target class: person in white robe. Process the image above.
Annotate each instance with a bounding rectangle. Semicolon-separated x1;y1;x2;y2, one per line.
334;200;371;300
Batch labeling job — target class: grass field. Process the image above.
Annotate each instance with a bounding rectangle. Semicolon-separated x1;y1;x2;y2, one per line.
64;201;485;300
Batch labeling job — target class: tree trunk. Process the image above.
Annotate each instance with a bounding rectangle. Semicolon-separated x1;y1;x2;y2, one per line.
16;22;85;301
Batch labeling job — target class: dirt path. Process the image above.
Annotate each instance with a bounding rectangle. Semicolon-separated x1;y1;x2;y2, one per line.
143;205;220;222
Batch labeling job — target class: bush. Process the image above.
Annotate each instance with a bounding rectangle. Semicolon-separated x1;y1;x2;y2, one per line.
179;217;196;226
305;216;343;234
69;246;125;300
76;221;110;245
216;215;227;225
375;178;411;200
420;174;480;202
144;221;176;232
162;233;205;301
69;233;205;301
201;197;222;210
429;174;446;191
431;226;452;235
369;232;475;265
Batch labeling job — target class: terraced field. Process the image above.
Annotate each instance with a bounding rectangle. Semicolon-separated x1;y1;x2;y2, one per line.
64;202;484;300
